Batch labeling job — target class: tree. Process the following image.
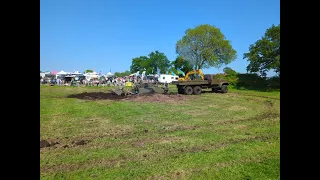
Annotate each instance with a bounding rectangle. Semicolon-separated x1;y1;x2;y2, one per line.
243;24;280;77
176;24;237;70
122;70;131;76
114;72;121;77
114;70;131;77
130;51;170;74
130;56;149;73
84;69;93;73
171;56;193;74
223;67;238;76
148;51;171;74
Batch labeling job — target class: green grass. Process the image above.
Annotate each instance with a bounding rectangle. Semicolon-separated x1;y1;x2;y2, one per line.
40;85;280;180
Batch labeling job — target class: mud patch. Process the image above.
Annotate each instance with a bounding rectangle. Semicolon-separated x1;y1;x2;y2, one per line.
73;140;89;146
264;100;274;107
68;92;126;100
68;92;187;103
40;138;91;150
40;140;60;148
160;125;199;133
40;140;50;148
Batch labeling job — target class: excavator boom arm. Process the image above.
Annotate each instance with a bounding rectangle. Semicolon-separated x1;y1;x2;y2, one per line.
182;69;204;81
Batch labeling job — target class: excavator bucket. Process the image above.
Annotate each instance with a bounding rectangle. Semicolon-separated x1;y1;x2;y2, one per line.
109;82;168;96
151;86;165;94
137;87;155;95
109;88;124;96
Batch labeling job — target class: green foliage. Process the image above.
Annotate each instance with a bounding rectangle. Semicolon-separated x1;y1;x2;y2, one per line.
236;73;266;89
84;69;93;73
243;24;280;76
225;75;239;86
130;56;148;73
114;72;120;77
176;24;237;70
266;76;280;89
216;67;279;90
223;67;238;76
114;70;131;77
149;51;171;74
235;73;280;91
130;51;170;74
219;67;239;86
171;56;193;74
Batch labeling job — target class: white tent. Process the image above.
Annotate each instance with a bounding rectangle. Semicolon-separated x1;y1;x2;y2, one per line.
72;70;82;74
106;72;114;77
57;70;67;75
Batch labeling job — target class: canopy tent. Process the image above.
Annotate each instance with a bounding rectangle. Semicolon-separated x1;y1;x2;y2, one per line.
57;70;67;75
105;72;114;77
72;70;82;74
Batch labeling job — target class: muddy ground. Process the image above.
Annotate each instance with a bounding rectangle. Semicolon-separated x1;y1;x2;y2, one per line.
68;92;187;103
40;139;89;149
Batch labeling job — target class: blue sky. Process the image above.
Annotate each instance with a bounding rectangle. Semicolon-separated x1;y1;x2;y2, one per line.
40;0;279;76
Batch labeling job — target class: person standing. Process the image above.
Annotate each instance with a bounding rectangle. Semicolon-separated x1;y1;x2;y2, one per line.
164;81;169;94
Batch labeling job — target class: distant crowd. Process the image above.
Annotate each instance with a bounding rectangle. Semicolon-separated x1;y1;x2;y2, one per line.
40;75;158;87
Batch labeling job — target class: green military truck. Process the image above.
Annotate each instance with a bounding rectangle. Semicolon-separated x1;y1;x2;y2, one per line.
172;74;229;95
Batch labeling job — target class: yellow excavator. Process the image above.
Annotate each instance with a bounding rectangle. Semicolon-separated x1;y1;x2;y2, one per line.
178;69;205;81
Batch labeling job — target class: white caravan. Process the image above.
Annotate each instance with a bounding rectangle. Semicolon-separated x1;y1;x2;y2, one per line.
158;74;179;84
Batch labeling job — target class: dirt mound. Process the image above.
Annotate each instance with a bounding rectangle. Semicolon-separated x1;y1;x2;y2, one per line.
68;92;186;103
68;92;126;100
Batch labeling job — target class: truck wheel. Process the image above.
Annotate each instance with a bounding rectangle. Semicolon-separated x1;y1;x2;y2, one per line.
221;85;228;93
178;88;184;94
184;86;193;95
177;86;184;94
193;86;202;95
212;88;218;93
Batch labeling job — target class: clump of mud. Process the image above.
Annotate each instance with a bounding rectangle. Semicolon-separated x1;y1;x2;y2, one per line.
40;140;50;148
40;140;59;148
40;139;89;149
72;140;88;145
68;92;186;103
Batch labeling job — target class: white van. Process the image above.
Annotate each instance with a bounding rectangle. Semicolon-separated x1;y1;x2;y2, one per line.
158;74;179;84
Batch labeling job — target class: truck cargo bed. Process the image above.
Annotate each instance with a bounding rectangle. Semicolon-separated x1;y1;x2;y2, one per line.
172;80;210;85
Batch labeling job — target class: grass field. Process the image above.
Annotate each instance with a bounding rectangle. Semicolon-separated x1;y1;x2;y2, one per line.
40;85;280;180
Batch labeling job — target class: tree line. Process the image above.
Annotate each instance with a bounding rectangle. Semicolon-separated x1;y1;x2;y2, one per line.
116;23;280;85
216;67;280;91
